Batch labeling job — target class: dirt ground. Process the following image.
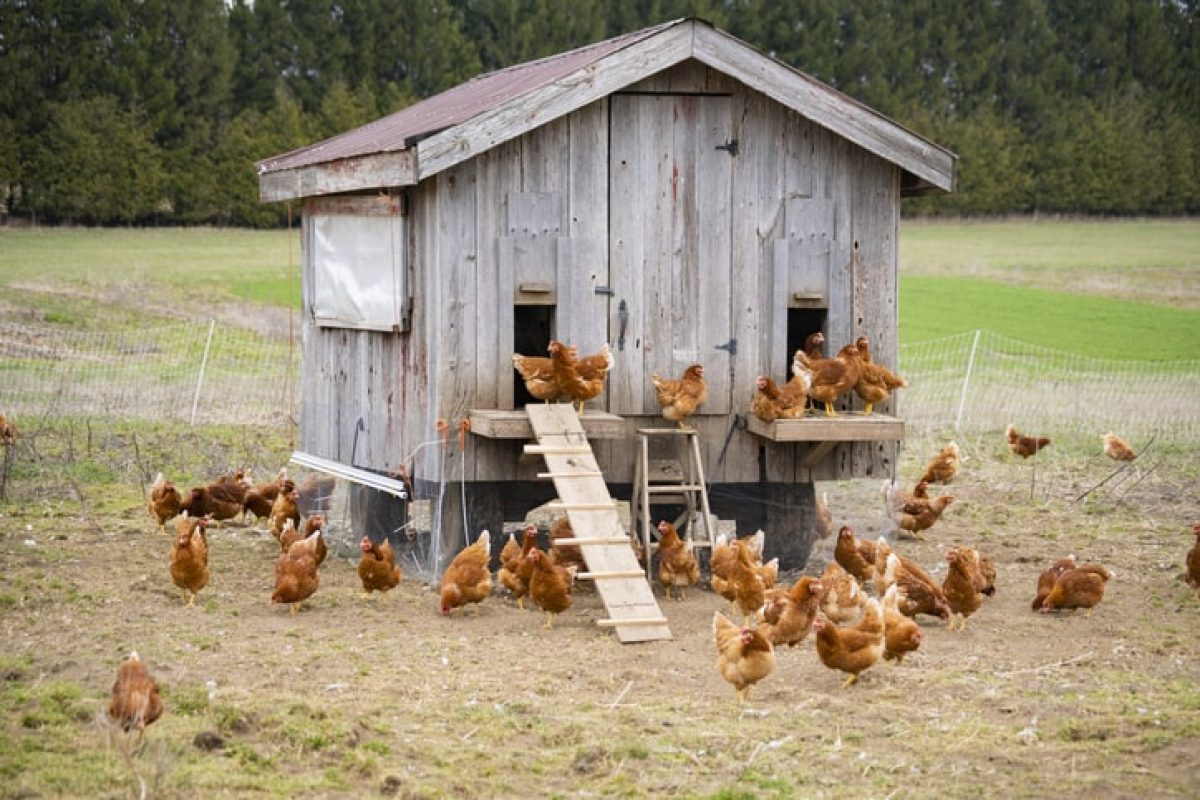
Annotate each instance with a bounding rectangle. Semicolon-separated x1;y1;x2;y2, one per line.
1;436;1198;799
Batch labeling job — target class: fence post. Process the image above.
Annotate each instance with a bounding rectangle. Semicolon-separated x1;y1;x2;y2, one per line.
954;329;982;434
190;319;216;426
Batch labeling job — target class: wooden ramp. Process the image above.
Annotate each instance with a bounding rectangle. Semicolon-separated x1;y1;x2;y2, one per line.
524;404;672;643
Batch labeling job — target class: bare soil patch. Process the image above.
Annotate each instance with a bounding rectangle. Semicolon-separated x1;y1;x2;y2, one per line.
0;436;1198;798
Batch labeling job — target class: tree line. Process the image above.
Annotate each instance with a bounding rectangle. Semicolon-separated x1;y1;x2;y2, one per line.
2;0;1196;226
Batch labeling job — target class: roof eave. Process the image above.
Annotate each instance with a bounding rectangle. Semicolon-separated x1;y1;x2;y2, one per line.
691;24;955;194
256;17;957;202
411;22;694;183
259;150;417;203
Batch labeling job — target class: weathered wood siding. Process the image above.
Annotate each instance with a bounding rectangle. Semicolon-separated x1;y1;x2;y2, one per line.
299;196;418;472
300;62;899;487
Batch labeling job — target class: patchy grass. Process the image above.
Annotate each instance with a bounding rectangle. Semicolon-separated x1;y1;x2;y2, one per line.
0;423;1197;796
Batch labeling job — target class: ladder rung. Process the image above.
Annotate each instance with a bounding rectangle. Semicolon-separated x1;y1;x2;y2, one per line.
647;484;703;493
538;471;604;479
544;502;618;511
523;445;593;455
636;428;697;436
597;617;670;627
554;537;634;546
577;570;647;580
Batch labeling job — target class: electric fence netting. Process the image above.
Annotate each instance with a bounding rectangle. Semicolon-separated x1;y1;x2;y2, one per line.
897;330;1200;444
0;319;297;426
3;323;1198;579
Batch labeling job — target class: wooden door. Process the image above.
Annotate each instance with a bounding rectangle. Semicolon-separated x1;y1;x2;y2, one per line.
608;93;734;416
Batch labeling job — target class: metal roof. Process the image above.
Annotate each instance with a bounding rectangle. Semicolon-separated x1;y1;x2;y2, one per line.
257;20;680;175
257;18;955;198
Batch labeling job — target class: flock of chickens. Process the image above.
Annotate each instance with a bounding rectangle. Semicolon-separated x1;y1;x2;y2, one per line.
99;369;1191;740
753;332;907;420
511;330;904;423
711;431;1128;702
148;468;402;616
513;342;708;425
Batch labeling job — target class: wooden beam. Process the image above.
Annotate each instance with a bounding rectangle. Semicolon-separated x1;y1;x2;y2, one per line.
597;617;670;627
578;570;648;580
554;537;634;546
259;151;417;202
799;440;838;467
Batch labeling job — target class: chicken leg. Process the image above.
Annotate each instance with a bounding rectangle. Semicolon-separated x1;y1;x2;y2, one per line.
862;403;874;416
841;673;859;688
542;611;557;629
824;401;838;417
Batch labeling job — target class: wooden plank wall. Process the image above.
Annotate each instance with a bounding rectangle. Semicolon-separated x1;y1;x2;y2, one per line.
300;63;900;489
299;198;412;473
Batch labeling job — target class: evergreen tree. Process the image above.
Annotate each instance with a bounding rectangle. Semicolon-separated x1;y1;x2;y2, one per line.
26;96;165;224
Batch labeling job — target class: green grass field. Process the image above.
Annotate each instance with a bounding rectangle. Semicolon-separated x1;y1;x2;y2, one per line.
898;276;1200;360
2;220;1198;360
897;219;1200;360
0;227;301;310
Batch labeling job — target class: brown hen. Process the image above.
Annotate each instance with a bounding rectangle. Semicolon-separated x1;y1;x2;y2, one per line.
651;364;707;428
439;530;492;616
814;596;885;688
852;335;906;415
108;652;163;745
714;611;775;703
169;513;210;607
358;536;402;597
1007;424;1051;458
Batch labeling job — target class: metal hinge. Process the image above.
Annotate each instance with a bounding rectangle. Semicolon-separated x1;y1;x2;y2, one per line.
715;138;739;157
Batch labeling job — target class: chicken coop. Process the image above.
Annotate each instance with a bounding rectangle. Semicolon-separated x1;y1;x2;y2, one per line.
257;18;956;574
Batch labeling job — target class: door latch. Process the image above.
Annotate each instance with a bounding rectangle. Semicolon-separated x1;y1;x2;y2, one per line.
715;138;739;157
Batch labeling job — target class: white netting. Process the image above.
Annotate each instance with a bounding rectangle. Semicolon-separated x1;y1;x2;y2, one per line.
898;330;1200;442
4;321;1196;443
3;321;1197;581
3;321;1196;442
0;319;298;425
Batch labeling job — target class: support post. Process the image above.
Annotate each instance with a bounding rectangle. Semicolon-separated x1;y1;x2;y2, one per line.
954;329;982;435
190;319;216;426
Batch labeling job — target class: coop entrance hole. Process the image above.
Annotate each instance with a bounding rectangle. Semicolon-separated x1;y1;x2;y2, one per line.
513;305;555;407
786;307;827;373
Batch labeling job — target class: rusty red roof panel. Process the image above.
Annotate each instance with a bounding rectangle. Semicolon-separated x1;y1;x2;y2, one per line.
258;20;682;174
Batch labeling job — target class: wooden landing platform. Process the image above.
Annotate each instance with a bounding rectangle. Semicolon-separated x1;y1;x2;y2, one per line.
469;408;626;439
745;413;904;442
746;413;904;468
